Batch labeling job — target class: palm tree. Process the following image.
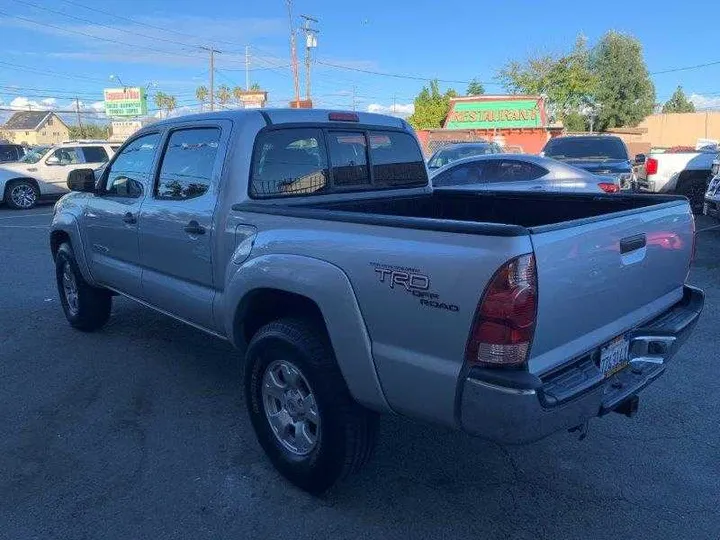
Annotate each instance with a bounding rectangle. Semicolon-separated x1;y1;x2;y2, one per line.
250;83;262;91
196;86;209;112
165;95;177;117
154;91;167;116
216;85;231;109
232;86;245;106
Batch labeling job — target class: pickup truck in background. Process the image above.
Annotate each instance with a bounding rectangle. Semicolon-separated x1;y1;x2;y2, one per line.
51;109;703;494
541;135;635;189
636;147;718;211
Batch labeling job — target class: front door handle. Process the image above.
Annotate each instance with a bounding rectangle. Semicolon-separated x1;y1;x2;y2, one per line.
123;212;137;224
183;220;206;235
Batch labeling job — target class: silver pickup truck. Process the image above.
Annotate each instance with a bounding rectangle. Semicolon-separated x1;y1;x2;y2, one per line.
50;109;703;494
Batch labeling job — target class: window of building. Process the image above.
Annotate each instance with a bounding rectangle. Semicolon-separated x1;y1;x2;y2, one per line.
155;128;220;200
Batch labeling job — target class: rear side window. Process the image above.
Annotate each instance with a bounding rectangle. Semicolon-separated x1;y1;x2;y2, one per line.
155;128;220;200
251;129;329;197
0;145;20;162
489;160;547;183
369;131;426;188
433;162;488;187
81;146;109;164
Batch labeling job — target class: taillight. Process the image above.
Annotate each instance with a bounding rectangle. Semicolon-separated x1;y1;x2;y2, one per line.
645;157;658;175
598;182;620;193
465;254;538;368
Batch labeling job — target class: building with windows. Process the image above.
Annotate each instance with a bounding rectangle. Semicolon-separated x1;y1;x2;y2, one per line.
1;111;70;146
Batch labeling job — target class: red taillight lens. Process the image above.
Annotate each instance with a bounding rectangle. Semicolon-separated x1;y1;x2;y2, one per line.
598;182;620;193
645;157;658;175
328;112;359;122
465;254;538;368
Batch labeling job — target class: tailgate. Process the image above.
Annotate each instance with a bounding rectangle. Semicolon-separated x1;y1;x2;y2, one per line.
528;201;694;375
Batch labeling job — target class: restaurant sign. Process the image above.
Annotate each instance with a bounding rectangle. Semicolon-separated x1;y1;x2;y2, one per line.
445;99;543;129
104;87;148;117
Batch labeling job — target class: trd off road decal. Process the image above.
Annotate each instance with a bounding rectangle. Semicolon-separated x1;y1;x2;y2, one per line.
370;262;459;312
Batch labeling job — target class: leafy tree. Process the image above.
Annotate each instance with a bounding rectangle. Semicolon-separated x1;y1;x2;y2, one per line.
216;85;232;108
498;35;596;125
590;31;655;130
154;91;168;112
662;86;695;113
466;79;485;96
195;86;209;111
408;80;457;130
68;124;110;139
153;92;178;118
232;86;245;104
250;83;262;91
562;111;588;132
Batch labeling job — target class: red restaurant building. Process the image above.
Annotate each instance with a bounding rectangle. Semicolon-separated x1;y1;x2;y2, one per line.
416;95;563;155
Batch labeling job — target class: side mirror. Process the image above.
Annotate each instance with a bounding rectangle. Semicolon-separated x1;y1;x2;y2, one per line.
46;155;60;166
634;154;646;165
67;168;97;193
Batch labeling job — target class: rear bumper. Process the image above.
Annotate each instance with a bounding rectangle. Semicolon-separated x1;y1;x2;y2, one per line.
459;285;704;444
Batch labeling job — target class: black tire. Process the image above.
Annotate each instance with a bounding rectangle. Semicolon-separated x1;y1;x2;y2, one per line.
5;179;40;210
245;318;378;494
55;243;112;331
676;174;710;214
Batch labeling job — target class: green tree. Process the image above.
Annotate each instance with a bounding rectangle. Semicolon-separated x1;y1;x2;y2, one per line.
662;86;695;113
216;85;232;108
250;83;262;91
68;124;110;139
232;86;245;104
408;80;457;129
466;79;485;96
153;92;177;118
498;35;597;125
590;31;655;130
195;86;209;111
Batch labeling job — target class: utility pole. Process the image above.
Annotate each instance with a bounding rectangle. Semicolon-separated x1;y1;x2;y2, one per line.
300;15;318;103
245;45;250;90
200;46;221;111
75;97;84;138
286;0;300;105
351;86;357;111
392;94;397;116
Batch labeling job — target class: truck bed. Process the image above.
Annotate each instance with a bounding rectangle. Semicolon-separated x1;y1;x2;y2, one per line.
309;190;684;231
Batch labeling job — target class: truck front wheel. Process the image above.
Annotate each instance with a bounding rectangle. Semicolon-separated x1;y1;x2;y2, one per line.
244;318;378;494
55;243;112;331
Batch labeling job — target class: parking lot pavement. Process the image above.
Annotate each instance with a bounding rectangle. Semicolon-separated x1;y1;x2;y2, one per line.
1;207;718;540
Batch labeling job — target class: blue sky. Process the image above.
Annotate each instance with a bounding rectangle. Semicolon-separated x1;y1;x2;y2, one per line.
1;0;719;122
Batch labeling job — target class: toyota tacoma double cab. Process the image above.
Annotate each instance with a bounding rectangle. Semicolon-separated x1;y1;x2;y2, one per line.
50;109;703;494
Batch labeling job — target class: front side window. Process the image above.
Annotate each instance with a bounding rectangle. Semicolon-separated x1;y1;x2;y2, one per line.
20;146;50;164
433;163;487;187
49;147;81;165
0;146;19;162
251;128;329;197
369;131;426;188
81;146;109;164
155;128;220;200
104;132;160;198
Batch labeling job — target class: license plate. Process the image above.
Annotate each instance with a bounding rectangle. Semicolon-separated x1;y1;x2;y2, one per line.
600;336;630;377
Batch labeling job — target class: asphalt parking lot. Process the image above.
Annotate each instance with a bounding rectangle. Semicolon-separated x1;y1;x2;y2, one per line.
1;204;719;540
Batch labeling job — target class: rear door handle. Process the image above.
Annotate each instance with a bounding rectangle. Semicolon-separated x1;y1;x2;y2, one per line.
123;212;137;224
184;220;206;235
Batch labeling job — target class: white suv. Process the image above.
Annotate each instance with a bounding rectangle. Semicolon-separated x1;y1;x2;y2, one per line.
0;141;118;209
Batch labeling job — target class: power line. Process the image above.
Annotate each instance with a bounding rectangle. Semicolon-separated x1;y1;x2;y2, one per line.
0;10;205;60
651;59;720;76
0;60;108;83
315;60;499;86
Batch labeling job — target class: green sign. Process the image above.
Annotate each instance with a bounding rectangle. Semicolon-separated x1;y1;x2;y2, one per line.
445;99;543;129
104;87;148;117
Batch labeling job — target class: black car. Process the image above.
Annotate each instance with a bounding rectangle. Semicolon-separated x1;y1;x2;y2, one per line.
0;143;25;164
542;135;634;189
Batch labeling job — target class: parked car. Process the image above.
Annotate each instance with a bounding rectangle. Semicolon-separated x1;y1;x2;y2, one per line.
52;109;703;494
637;147;718;212
430;154;620;193
541;135;634;189
427;141;502;170
702;158;720;219
0;141;116;209
0;143;26;164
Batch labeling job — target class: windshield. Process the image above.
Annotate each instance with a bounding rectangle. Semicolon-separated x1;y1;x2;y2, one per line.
428;144;495;169
544;137;628;160
19;146;51;164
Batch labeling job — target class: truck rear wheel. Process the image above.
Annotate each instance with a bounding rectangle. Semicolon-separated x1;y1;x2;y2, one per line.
244;318;378;494
55;243;112;331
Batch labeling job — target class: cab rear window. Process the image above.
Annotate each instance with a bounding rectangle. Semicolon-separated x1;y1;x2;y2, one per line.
250;127;427;198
